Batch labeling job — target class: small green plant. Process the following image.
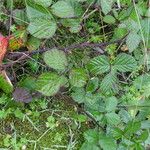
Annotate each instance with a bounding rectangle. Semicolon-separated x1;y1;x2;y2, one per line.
0;0;150;149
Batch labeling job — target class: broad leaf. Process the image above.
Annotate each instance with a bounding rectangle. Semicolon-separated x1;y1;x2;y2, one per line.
88;55;110;75
112;28;127;40
86;77;99;92
105;96;118;112
36;72;67;96
69;68;88;87
103;15;115;24
100;0;113;15
100;72;119;94
133;74;150;89
51;1;75;18
106;112;121;125
26;0;52;21
26;36;41;51
13;9;28;25
61;18;82;33
33;0;52;7
99;135;117;150
43;49;68;71
27;17;57;39
113;53;137;72
71;88;85;103
126;32;141;52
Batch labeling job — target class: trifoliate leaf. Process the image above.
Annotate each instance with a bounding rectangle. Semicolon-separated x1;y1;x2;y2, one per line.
88;55;110;75
43;49;68;71
113;53;137;72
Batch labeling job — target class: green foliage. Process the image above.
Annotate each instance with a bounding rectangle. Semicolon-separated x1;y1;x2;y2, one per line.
103;15;116;24
43;49;68;71
36;72;67;96
34;0;52;7
51;1;76;18
126;31;141;52
88;55;110;75
0;75;13;94
27;18;57;39
69;68;88;87
0;0;150;149
113;53;137;72
99;135;117;150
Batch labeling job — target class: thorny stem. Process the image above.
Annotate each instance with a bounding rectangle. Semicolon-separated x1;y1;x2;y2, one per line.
1;38;125;70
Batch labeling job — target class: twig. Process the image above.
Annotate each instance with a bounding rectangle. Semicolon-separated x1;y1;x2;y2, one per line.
1;38;124;70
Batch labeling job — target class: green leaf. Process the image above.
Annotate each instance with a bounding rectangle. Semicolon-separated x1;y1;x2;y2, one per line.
36;72;67;96
43;49;68;71
80;141;100;150
51;1;75;18
69;68;88;87
88;55;110;75
26;0;52;21
33;0;52;7
27;17;57;39
105;112;121;125
19;76;36;91
137;130;149;142
99;136;117;150
86;77;99;92
26;36;41;51
119;109;132;123
100;72;119;94
126;32;141;52
84;129;99;143
112;28;128;40
103;15;116;24
0;75;13;94
71;88;85;103
141;120;150;129
113;53;137;72
100;0;113;15
105;96;118;112
13;9;28;25
61;19;82;33
124;121;141;137
133;74;150;89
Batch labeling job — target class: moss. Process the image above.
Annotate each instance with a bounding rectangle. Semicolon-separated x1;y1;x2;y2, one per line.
0;98;88;149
